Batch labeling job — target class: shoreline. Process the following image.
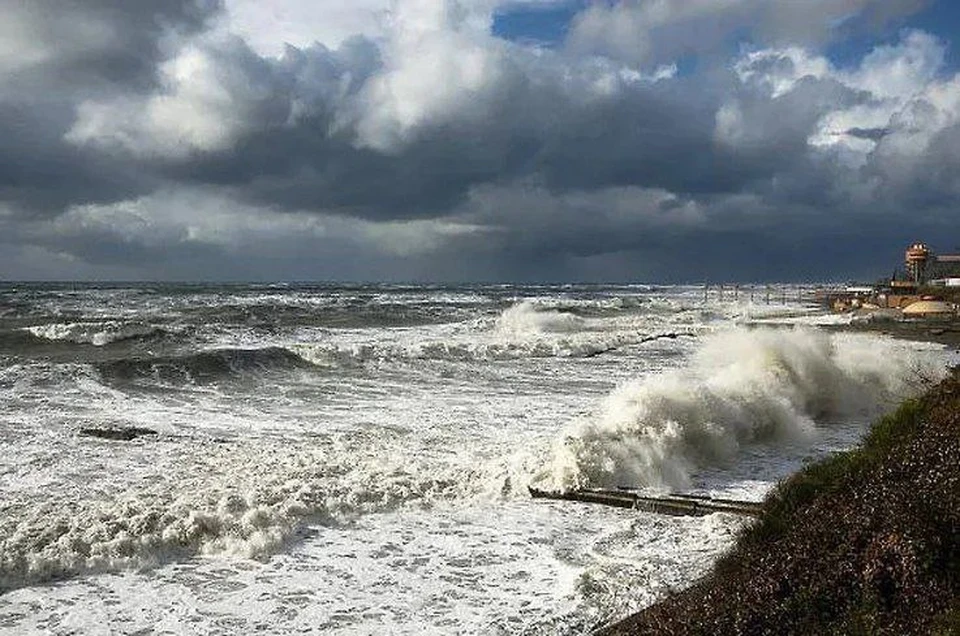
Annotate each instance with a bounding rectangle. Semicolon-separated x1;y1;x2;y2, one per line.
825;316;960;351
596;319;960;634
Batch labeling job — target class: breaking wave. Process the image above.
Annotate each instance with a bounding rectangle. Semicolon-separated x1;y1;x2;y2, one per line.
494;301;585;337
291;330;691;366
24;321;173;346
291;301;692;365
96;347;315;384
536;327;948;492
292;339;628;366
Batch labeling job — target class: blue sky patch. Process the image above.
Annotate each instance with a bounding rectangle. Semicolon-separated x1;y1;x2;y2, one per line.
492;0;959;74
492;1;587;46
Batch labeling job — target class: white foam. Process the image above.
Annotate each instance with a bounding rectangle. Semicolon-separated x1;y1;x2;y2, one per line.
0;500;746;635
0;439;490;590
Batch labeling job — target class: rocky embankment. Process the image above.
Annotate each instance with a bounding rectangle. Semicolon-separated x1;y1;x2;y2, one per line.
600;369;960;635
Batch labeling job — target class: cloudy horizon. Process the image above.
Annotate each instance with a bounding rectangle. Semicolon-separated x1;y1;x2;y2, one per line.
1;0;959;283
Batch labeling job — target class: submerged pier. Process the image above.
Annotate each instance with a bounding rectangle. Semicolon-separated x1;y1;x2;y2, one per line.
528;487;763;518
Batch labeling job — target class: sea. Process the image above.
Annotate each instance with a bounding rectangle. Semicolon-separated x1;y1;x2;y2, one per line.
0;282;952;635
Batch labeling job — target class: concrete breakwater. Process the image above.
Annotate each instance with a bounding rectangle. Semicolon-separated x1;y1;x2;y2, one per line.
528;487;762;518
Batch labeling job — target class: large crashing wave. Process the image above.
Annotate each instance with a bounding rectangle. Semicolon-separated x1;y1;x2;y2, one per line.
537;327;947;492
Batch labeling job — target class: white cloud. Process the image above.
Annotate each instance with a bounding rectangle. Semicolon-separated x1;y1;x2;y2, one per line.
222;0;391;57
733;47;831;98
717;29;960;173
566;0;927;67
849;29;943;98
818;31;957;167
66;38;287;159
61;0;691;160
347;0;681;151
350;0;511;151
872;75;960;164
220;0;576;58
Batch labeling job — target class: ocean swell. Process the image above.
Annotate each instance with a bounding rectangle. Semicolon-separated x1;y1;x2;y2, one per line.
96;347;315;384
537;328;947;492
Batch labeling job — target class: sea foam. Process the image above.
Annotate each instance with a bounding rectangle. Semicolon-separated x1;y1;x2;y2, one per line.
0;440;478;591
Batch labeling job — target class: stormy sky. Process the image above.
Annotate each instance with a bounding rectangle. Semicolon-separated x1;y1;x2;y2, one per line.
1;0;959;282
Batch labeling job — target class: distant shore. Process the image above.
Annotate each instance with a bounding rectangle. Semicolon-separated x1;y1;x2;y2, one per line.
828;315;960;351
596;329;960;634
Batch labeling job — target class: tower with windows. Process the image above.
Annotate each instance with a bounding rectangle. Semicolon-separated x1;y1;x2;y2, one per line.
905;242;931;284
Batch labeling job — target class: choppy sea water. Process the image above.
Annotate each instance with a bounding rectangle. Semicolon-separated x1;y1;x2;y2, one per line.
0;283;951;634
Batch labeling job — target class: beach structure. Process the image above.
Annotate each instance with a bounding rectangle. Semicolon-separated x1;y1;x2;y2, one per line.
902;300;956;318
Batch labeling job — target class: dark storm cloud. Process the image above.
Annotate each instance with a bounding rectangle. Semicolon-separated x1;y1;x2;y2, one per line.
0;0;957;282
0;0;222;216
163;53;799;221
1;0;221;92
0;100;155;216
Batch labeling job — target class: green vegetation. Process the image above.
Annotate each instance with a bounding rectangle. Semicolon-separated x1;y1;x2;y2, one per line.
601;371;960;635
735;398;925;552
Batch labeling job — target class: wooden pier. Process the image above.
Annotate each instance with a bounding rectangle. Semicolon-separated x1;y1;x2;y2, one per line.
701;284;825;306
528;487;763;518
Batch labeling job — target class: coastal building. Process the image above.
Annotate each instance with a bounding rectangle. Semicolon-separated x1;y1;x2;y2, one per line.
905;242;931;284
897;242;960;286
825;240;960;314
929;254;960;284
